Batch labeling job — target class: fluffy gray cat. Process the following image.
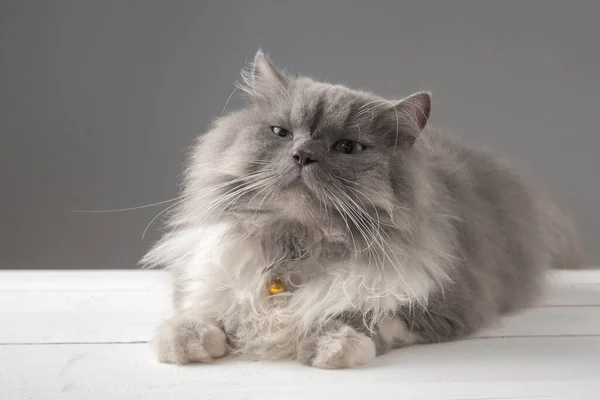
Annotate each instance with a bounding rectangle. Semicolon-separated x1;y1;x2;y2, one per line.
144;50;583;369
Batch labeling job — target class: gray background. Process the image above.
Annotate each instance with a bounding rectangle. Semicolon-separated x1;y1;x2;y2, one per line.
1;0;598;269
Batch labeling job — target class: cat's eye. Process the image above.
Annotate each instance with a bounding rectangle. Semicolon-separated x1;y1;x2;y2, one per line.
333;139;364;154
271;126;290;138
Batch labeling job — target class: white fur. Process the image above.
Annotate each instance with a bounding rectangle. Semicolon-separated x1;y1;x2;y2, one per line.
311;326;376;369
378;317;420;347
145;221;436;361
153;312;227;364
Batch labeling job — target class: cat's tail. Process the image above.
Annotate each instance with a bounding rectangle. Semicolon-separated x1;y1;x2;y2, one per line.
540;199;585;270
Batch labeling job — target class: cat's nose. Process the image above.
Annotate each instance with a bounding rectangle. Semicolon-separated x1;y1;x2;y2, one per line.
292;149;317;167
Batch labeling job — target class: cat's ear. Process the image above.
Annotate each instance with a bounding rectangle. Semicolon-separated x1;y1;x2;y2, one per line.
240;49;288;101
392;91;431;148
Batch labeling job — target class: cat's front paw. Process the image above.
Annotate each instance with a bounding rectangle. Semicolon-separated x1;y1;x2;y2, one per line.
300;325;376;369
152;314;227;364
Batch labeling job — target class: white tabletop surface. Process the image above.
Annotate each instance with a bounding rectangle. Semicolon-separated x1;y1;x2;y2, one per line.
1;270;599;400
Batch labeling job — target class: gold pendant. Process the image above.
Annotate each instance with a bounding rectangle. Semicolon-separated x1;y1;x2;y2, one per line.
268;276;286;295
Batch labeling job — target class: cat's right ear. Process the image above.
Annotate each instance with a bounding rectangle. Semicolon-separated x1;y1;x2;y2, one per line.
239;50;288;102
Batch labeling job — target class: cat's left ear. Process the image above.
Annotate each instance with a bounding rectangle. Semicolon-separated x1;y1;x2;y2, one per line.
392;91;431;148
242;49;288;102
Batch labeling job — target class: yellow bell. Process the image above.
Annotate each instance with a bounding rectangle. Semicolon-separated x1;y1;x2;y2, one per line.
268;276;286;295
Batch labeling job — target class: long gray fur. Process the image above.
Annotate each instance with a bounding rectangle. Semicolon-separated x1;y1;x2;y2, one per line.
144;50;583;368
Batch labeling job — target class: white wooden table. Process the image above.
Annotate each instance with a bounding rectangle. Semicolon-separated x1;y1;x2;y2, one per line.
1;270;599;400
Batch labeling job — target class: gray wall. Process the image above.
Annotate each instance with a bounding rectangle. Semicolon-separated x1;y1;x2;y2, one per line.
1;1;598;269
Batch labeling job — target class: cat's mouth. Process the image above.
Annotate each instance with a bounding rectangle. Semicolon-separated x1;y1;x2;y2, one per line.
286;165;320;186
277;168;308;191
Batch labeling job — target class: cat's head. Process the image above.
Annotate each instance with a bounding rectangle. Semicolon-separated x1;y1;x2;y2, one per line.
181;50;431;246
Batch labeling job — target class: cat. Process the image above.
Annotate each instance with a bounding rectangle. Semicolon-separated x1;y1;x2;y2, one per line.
143;50;583;369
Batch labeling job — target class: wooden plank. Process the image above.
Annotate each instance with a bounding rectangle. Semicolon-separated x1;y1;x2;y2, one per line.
1;271;599;399
1;338;599;400
1;305;599;344
475;306;600;338
0;270;169;291
2;270;600;290
539;270;600;306
1;270;600;343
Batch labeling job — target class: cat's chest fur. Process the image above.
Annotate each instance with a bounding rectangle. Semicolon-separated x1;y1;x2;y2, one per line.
169;222;435;359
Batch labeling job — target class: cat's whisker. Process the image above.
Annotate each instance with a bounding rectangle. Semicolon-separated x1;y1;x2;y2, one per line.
324;188;358;256
330;181;414;295
78;170;277;239
330;189;383;266
246;176;279;220
142;198;187;240
208;179;271;220
330;173;398;229
72;197;185;213
208;173;277;221
221;86;239;116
